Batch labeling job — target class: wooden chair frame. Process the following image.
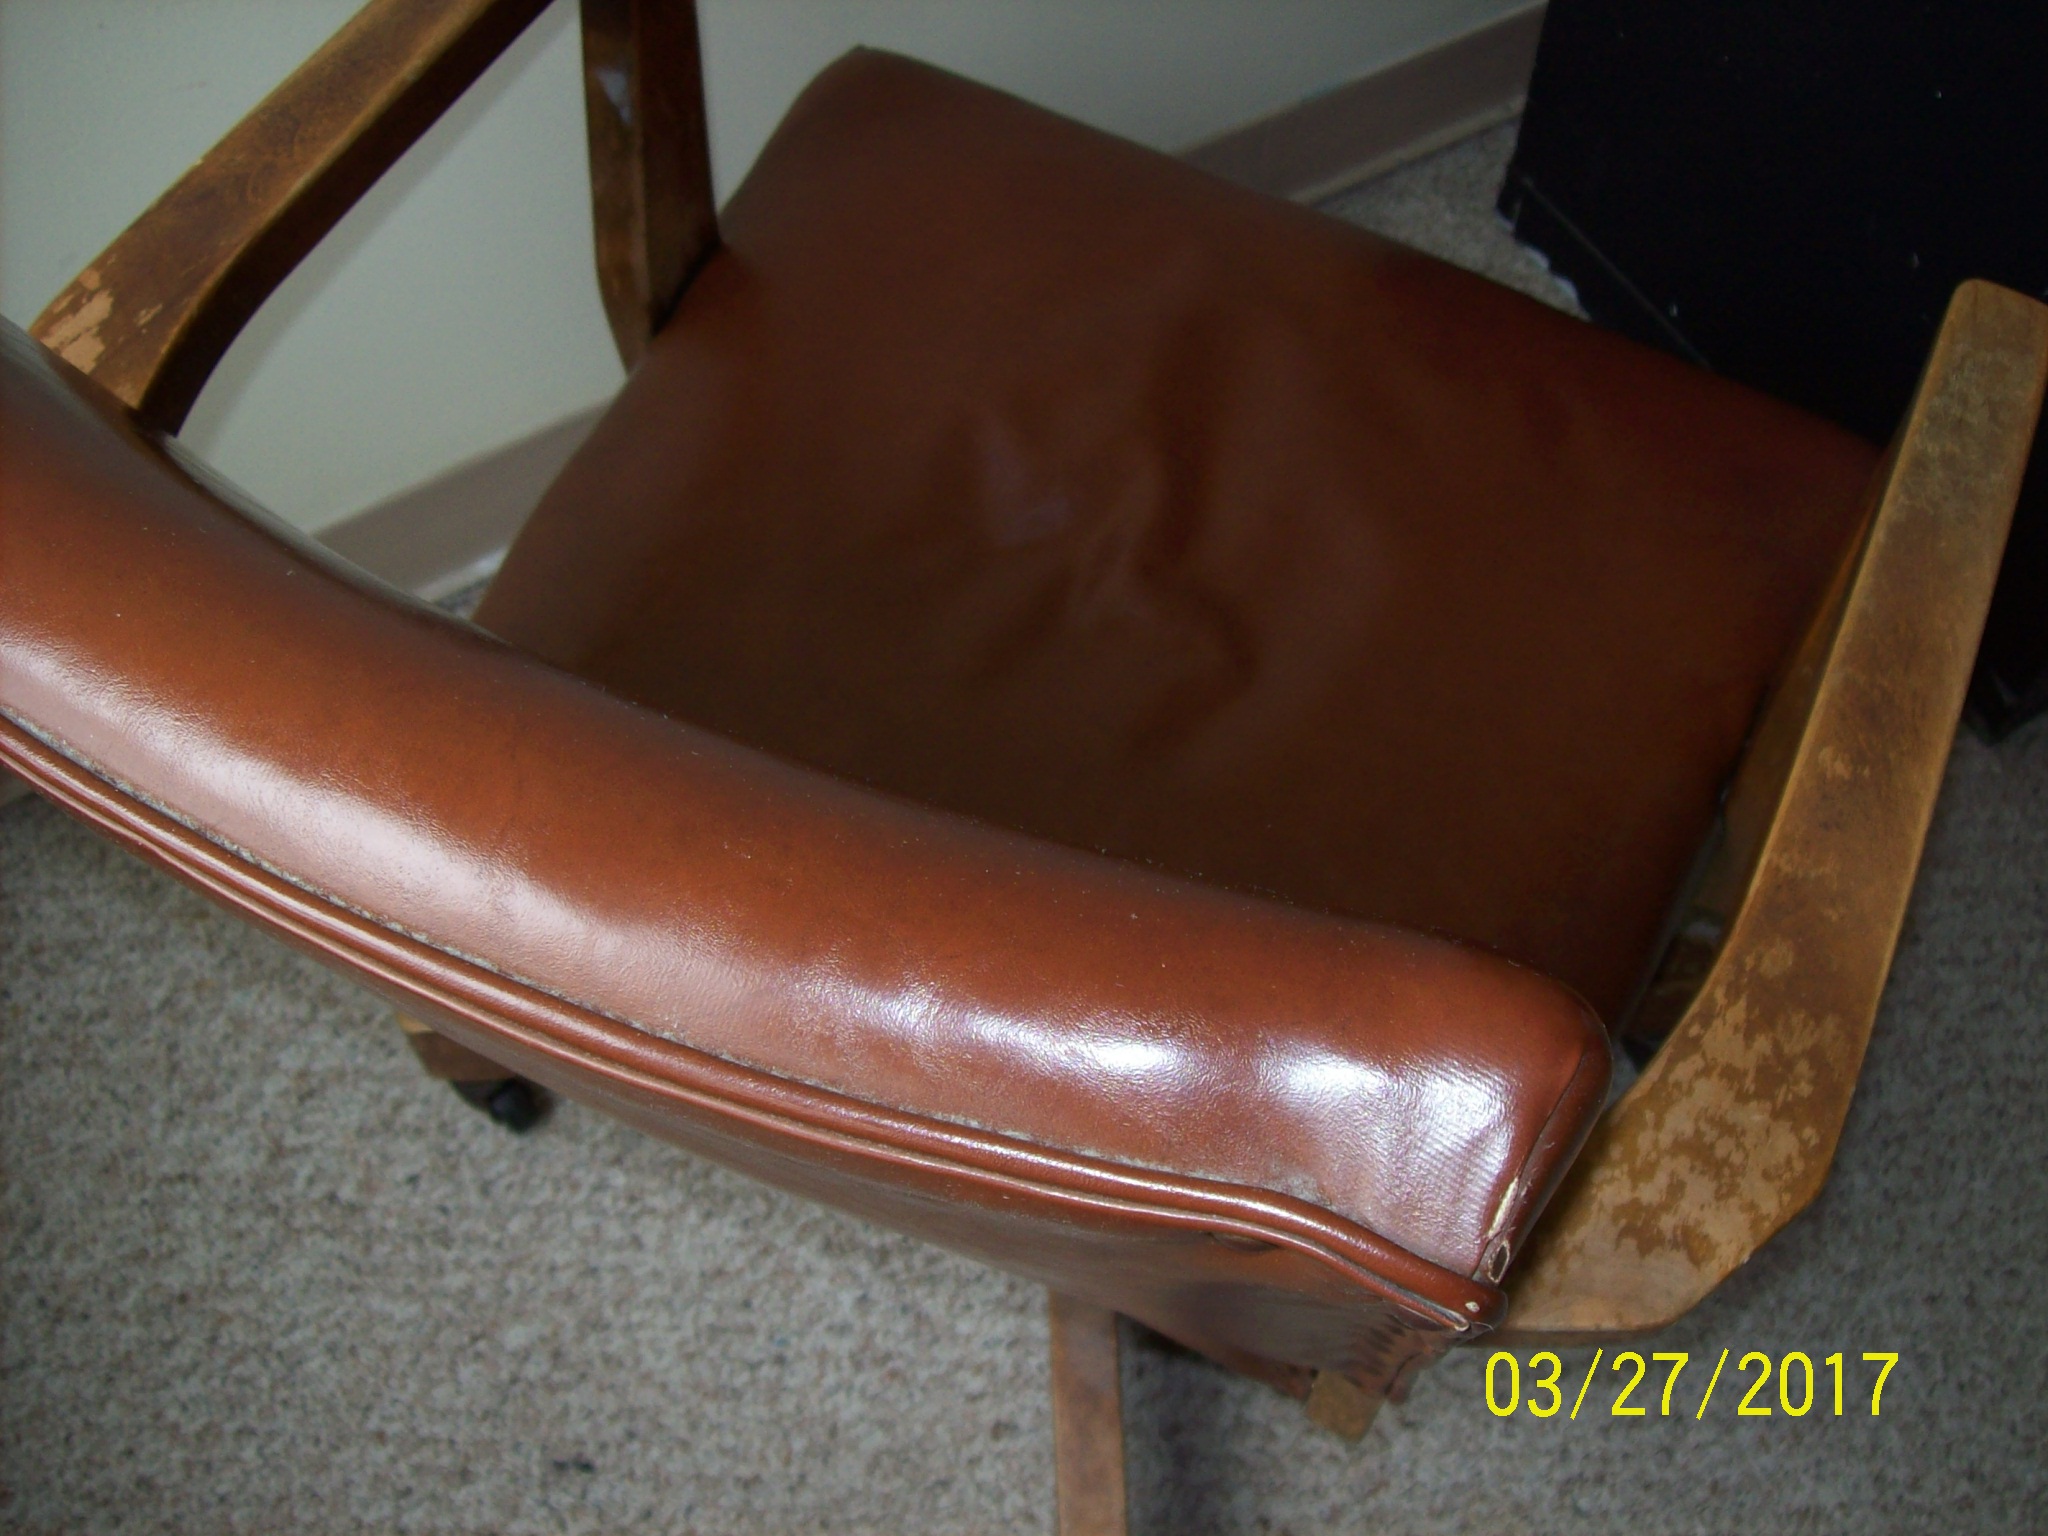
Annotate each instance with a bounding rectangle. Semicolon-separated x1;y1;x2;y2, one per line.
24;0;2048;1527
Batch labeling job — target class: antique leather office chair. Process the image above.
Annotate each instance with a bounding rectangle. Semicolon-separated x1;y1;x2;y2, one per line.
5;1;2044;1529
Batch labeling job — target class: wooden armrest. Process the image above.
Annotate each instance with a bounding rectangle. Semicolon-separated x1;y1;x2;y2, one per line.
29;0;717;432
28;0;552;434
1504;280;2048;1340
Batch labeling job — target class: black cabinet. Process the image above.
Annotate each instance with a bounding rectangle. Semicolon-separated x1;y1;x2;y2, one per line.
1502;2;2048;734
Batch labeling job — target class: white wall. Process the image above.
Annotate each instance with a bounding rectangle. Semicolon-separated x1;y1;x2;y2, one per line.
0;0;1521;532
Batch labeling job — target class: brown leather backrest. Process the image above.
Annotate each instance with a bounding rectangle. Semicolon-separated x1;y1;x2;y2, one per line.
1;323;1608;1386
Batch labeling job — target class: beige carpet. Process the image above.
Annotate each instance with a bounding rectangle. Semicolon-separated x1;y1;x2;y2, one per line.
6;124;2046;1534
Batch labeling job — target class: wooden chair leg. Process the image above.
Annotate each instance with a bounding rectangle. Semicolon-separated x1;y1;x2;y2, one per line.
394;1012;547;1131
1048;1292;1128;1536
1305;1370;1384;1440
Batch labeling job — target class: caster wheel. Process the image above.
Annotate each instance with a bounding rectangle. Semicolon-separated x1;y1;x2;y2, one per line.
451;1076;549;1132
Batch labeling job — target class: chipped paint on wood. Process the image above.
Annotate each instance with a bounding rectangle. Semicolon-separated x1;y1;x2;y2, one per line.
37;286;115;374
25;0;554;430
1504;282;2048;1343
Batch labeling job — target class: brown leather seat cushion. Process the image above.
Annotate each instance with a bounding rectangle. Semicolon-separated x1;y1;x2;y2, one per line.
480;49;1879;1022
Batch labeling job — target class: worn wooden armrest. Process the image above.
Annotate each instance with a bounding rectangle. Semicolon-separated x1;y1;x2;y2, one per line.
27;0;714;434
1504;280;2048;1340
29;0;551;433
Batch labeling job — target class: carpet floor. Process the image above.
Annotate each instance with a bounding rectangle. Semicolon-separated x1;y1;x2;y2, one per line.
5;124;2045;1535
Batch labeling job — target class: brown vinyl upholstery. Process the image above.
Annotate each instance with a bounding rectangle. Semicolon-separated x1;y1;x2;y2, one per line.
0;45;1888;1404
481;51;1880;1024
2;319;1598;1397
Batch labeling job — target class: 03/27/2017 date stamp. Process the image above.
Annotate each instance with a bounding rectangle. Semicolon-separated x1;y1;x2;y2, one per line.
1484;1350;1900;1421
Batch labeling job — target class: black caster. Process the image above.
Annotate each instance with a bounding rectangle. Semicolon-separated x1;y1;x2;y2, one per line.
450;1076;549;1133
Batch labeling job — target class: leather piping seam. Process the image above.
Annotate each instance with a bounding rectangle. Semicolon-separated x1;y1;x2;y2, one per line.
0;712;1495;1334
1472;1027;1610;1281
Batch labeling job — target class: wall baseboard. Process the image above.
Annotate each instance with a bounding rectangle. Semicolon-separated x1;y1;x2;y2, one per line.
317;407;601;602
316;4;1545;600
1185;3;1545;204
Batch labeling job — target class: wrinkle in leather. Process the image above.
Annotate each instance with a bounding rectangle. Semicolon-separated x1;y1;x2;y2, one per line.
482;50;1879;1025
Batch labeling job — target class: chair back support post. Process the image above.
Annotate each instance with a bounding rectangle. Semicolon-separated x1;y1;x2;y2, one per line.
579;0;720;370
1504;281;2048;1340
